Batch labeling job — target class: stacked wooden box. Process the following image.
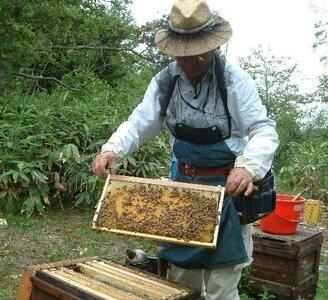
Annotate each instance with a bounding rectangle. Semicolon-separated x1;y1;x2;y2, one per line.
251;225;323;300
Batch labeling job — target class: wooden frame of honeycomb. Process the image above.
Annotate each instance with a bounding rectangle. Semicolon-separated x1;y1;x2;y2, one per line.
17;257;200;299
92;175;224;248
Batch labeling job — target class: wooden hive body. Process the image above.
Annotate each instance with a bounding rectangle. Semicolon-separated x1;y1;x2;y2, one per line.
251;225;323;300
16;257;200;300
93;175;224;248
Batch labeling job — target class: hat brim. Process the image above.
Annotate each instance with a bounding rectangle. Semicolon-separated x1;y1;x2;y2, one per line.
154;16;232;57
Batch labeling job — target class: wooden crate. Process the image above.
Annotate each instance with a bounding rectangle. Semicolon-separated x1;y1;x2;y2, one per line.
16;257;200;300
92;175;224;248
251;225;323;300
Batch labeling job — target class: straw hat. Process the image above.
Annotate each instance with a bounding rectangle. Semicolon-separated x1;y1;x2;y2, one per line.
154;0;232;57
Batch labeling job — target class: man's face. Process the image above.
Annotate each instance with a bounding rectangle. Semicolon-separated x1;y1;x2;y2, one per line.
176;51;214;80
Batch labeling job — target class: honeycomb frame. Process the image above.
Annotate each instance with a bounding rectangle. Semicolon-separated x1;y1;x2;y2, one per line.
92;175;224;248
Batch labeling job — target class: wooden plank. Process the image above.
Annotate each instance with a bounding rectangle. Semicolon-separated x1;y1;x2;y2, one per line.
99;259;192;290
92;174;111;229
57;268;144;300
35;270;104;300
16;257;101;300
82;261;183;294
16;270;34;300
293;275;317;299
296;251;320;283
30;286;60;300
212;187;225;247
94;227;216;248
253;225;322;243
82;260;197;299
253;239;297;259
109;175;220;192
77;263;169;299
252;275;317;300
253;228;323;261
297;235;323;256
252;253;296;285
30;277;78;300
252;277;293;298
42;269;116;300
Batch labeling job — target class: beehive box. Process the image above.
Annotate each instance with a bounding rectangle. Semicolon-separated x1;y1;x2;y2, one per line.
16;257;200;300
251;225;323;300
92;175;224;248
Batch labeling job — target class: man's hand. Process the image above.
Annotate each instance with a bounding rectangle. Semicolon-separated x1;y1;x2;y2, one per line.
225;167;254;197
92;151;118;179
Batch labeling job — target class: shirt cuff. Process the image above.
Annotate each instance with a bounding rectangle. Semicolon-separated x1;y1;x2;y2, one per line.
101;143;123;159
234;156;262;181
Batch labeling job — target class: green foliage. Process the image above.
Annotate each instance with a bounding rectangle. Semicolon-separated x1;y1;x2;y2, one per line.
0;0;168;215
240;47;328;203
0;0;138;93
313;21;328;104
277;105;328;203
257;287;276;300
120;133;171;178
239;267;276;300
278;138;328;203
0;68;157;215
314;21;328;65
316;256;328;300
137;14;174;72
239;47;306;171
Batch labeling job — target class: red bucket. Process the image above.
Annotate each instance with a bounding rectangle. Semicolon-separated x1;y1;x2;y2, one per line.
260;194;305;235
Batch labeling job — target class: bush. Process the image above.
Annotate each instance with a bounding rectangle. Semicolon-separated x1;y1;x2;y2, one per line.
0;69;170;215
278;139;328;203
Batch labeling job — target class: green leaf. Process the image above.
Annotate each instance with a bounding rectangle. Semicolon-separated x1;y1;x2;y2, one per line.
17;161;26;171
18;172;30;183
31;170;48;183
21;197;36;217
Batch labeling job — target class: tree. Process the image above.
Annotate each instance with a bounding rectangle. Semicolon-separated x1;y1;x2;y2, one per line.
137;15;173;73
239;48;305;169
0;0;139;94
313;21;328;103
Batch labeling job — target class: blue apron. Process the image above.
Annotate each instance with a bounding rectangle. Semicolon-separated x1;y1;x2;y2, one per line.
157;139;248;270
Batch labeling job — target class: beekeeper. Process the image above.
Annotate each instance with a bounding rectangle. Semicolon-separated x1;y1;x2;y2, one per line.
93;0;279;299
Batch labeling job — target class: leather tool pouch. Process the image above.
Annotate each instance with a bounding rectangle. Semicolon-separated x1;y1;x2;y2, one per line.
232;170;276;224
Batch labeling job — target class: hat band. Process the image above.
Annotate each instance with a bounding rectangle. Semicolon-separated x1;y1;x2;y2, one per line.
169;16;217;34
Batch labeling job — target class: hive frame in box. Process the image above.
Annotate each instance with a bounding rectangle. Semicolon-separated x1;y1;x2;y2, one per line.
16;256;201;300
92;174;225;249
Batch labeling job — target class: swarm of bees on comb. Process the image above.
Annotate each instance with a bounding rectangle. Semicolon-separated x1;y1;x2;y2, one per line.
96;180;219;243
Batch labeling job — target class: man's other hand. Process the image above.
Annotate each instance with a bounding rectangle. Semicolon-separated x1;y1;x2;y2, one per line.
92;151;118;179
225;167;253;197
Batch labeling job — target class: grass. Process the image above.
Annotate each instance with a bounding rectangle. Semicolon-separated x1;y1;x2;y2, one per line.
316;255;328;300
0;209;155;300
0;210;327;300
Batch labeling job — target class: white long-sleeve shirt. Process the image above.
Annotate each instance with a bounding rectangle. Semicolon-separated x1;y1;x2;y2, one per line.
101;58;279;181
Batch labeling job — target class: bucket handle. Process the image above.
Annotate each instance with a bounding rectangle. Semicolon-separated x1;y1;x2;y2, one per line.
272;212;302;223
